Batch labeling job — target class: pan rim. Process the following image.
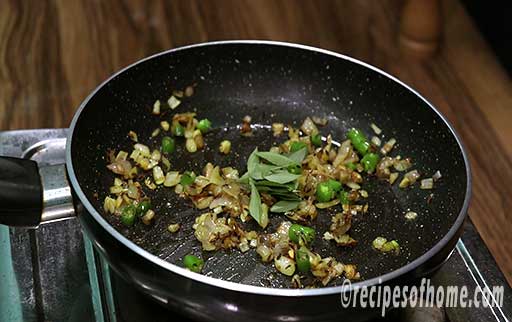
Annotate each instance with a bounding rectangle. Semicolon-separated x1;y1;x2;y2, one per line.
66;40;472;297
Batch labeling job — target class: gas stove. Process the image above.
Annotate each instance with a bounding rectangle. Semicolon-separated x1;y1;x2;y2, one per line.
1;129;510;322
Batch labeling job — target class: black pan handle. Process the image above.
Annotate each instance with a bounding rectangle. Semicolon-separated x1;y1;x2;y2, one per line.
0;156;43;227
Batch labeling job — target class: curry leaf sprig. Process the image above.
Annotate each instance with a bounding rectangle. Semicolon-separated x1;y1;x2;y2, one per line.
240;147;307;227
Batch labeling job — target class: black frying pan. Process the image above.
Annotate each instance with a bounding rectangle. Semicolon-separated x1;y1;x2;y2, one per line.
0;41;471;322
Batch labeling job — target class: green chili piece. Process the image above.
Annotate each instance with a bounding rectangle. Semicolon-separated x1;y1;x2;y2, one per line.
120;205;136;226
289;224;316;245
326;179;342;192
289;224;302;243
339;190;350;205
361;153;380;173
183;254;204;273
173;123;185;137
290;141;307;153
347;128;370;155
316;181;334;202
161;136;176;154
197;119;212;133
346;162;357;170
310;133;322;147
180;171;195;186
136;200;151;217
296;247;311;273
300;226;315;244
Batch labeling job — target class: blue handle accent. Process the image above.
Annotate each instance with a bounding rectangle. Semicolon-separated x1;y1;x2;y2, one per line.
0;224;23;322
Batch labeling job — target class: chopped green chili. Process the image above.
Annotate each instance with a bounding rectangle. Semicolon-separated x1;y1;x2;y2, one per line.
197;119;212;133
326;179;342;192
310;133;322;147
180;171;195;186
136;200;151;217
339;190;350;205
346;162;357;170
296;247;311;273
347;128;370;155
361;153;379;173
316;180;340;202
161;136;176;154
289;224;316;245
120;205;136;226
173;123;185;137
183;254;204;273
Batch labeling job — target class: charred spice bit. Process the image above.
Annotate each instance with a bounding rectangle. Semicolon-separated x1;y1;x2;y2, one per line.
241;115;252;136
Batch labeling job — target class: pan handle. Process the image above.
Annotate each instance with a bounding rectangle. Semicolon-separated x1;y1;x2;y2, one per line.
0;157;75;228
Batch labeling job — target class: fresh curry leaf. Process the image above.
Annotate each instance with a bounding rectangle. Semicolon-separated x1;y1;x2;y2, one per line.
261;164;285;176
259;203;269;228
249;180;263;226
287;147;307;164
255;185;293;193
247;148;259;177
255;151;298;167
254;180;300;200
251;163;283;180
255;180;296;189
267;192;301;201
264;170;301;184
270;200;300;213
255;185;300;200
290;180;299;190
238;172;250;184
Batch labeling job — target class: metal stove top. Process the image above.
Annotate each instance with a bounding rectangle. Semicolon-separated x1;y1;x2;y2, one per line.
0;129;510;322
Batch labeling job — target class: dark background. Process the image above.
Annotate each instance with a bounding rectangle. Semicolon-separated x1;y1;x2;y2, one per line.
463;1;512;73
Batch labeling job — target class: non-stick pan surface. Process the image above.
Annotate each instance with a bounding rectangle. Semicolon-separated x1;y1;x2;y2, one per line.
70;42;469;289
